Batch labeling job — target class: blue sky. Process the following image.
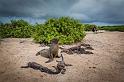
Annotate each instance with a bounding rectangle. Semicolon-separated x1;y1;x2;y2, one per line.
0;0;124;25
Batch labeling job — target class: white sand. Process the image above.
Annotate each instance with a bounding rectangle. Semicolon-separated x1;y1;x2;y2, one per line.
0;31;124;82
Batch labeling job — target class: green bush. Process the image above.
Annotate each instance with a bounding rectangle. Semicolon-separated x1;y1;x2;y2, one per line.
84;24;98;31
0;17;86;44
99;26;124;32
10;19;30;28
0;20;34;38
33;17;86;44
0;25;34;38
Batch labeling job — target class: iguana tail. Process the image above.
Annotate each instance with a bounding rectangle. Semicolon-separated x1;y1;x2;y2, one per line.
61;54;64;62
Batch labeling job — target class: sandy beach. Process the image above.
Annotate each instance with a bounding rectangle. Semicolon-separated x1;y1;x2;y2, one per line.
0;31;124;82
